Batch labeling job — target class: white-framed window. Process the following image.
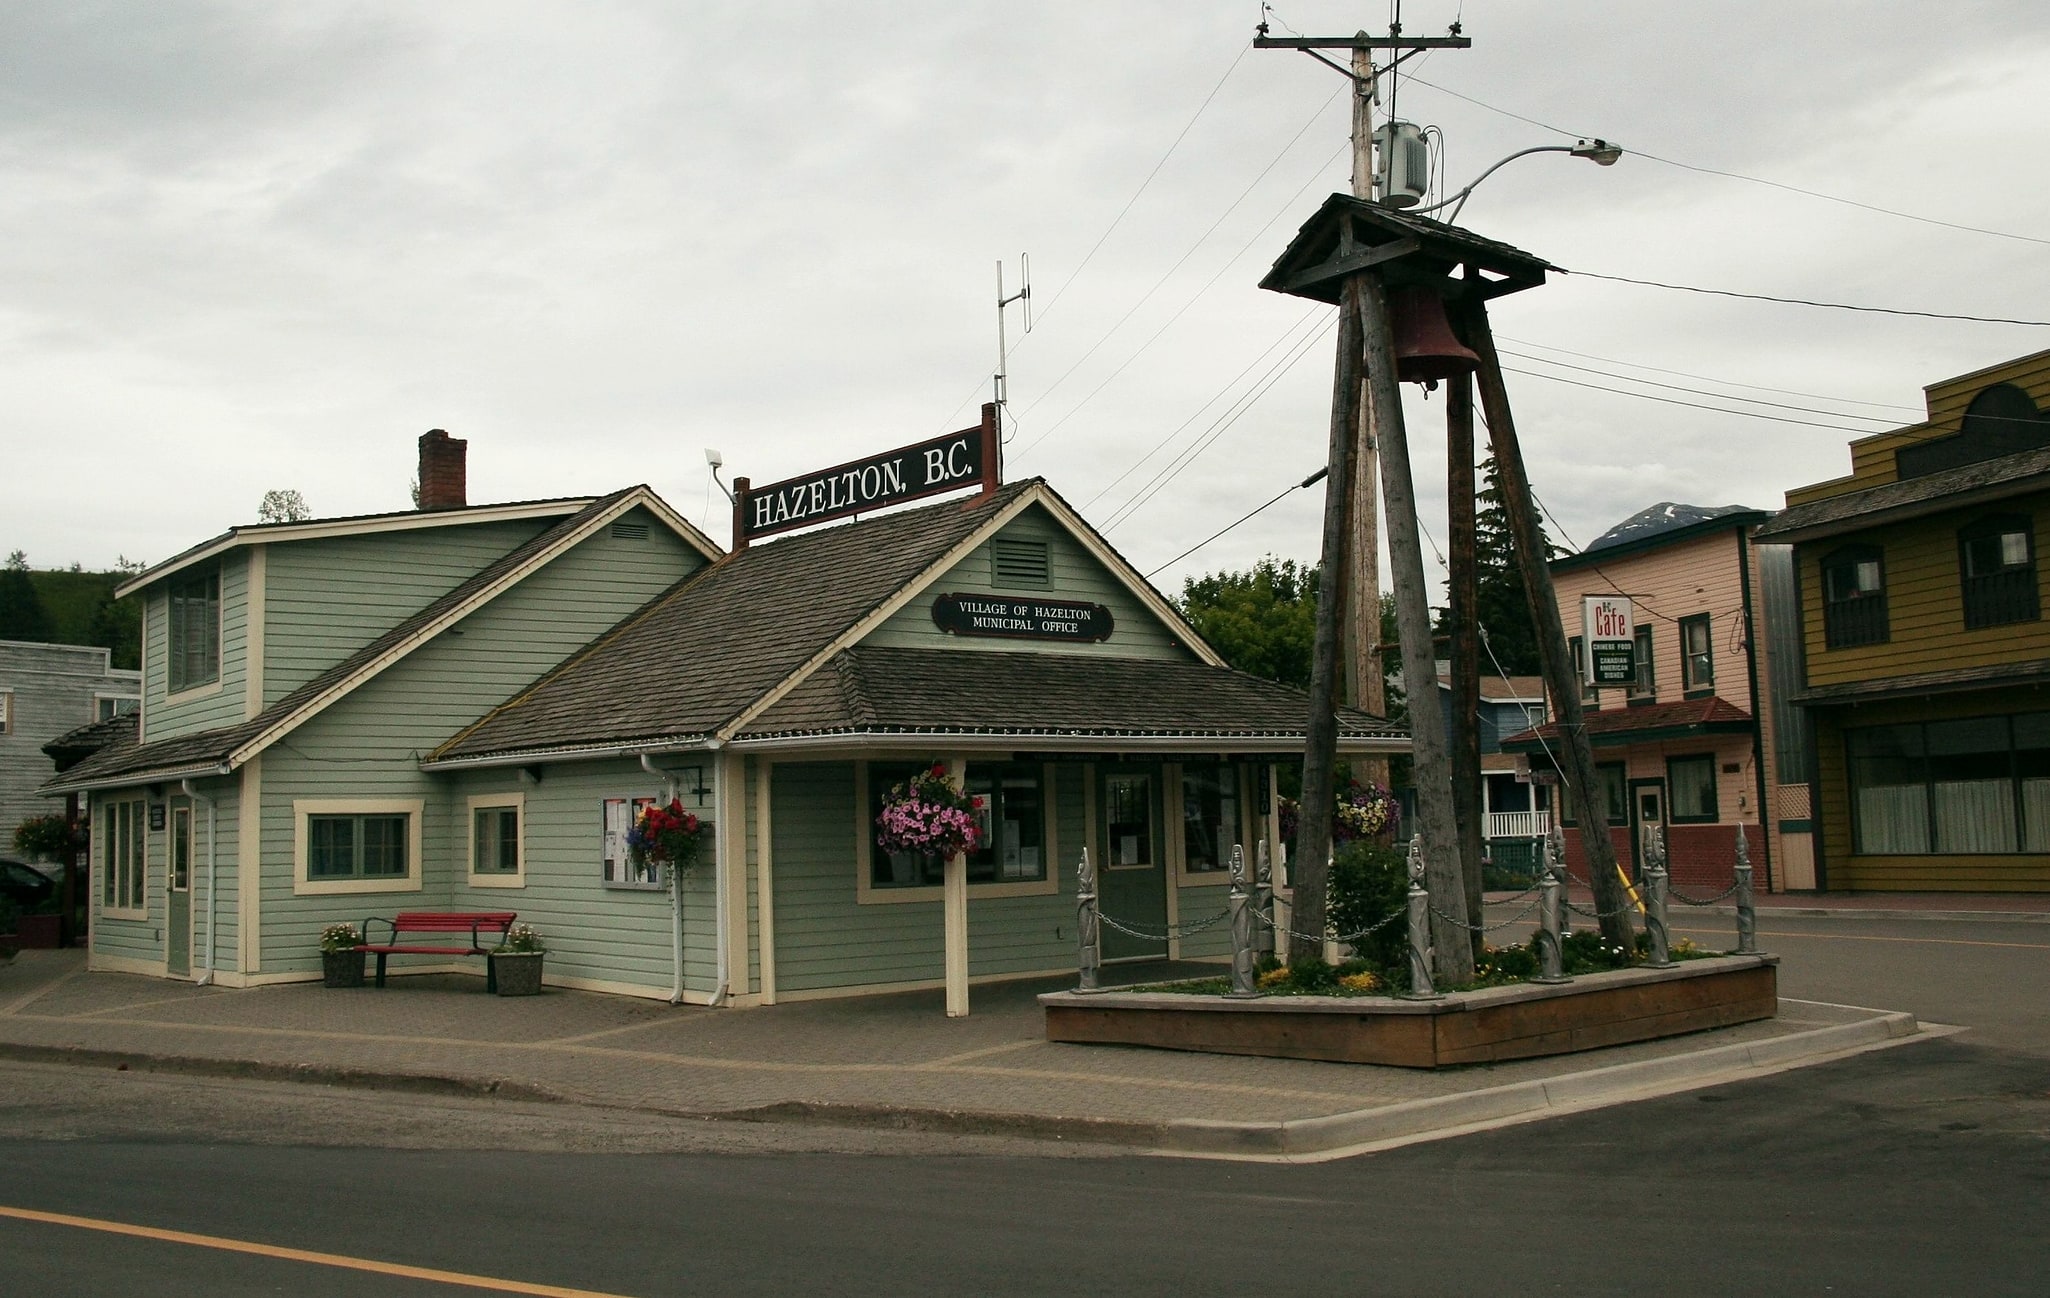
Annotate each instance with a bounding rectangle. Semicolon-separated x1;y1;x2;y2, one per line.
602;796;662;888
168;567;222;695
0;690;12;735
94;693;141;722
854;760;1059;904
293;799;425;895
97;797;147;919
466;793;524;888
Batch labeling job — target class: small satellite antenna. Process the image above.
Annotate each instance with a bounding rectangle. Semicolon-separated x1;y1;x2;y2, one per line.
706;447;733;505
995;254;1031;443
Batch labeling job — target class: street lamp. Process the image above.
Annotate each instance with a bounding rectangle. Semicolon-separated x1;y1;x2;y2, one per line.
1410;138;1623;223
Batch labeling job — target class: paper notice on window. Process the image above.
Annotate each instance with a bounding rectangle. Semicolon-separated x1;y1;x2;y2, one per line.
1119;834;1139;866
603;798;629;881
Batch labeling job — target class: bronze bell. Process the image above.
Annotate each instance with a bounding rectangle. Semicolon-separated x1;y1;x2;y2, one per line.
1389;285;1479;385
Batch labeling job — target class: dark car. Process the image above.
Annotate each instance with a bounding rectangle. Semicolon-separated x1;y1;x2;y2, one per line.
0;857;57;910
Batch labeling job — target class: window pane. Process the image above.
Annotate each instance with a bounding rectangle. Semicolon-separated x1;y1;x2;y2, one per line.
309;817;355;877
1181;764;1234;873
1670;757;1717;819
964;765;1046;883
1106;774;1153;865
1629;626;1654;697
475;806;519;873
361;817;408;877
1600;766;1628;824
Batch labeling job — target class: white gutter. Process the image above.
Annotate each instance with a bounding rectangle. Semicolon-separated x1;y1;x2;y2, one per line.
179;779;217;986
420;737;719;773
44;760;233;798
722;731;1412;754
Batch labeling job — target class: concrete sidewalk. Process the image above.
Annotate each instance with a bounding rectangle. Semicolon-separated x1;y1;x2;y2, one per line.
0;947;1930;1160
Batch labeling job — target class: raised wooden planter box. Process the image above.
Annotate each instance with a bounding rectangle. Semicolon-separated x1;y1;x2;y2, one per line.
1040;954;1778;1069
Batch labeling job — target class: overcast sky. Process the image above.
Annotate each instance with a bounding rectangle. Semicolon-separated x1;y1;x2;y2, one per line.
5;1;2048;602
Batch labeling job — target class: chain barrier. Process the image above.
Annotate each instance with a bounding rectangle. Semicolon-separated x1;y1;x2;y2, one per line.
1564;897;1642;922
1248;900;1407;947
1095;907;1231;944
1429;895;1540;935
1665;878;1743;907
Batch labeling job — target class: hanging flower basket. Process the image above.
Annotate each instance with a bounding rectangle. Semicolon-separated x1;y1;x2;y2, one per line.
1333;779;1400;843
875;763;983;864
627;800;705;881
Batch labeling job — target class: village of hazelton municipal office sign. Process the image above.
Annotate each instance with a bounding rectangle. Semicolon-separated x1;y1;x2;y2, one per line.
932;594;1114;643
733;415;997;544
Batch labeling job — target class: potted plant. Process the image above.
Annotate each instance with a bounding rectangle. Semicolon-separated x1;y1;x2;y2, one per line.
627;799;707;884
319;923;366;988
874;762;983;875
491;924;546;996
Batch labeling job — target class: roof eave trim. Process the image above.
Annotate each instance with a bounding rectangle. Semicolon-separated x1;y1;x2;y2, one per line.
1757;470;2050;544
114;497;600;598
419;736;719;771
39;759;235;796
725;730;1410;754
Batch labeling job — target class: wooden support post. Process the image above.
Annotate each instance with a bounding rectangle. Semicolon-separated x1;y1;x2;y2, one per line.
944;756;970;1016
1358;275;1475;986
1446;370;1486;954
731;477;751;553
1462;303;1634;947
1291;277;1365;957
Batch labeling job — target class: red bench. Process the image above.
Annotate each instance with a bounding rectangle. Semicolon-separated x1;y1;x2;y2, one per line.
359;911;517;991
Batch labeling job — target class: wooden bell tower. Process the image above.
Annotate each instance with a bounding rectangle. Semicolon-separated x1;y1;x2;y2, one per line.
1261;195;1634;982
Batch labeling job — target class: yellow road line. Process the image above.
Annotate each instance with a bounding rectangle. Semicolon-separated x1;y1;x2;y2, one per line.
1672;926;2049;952
0;1204;637;1297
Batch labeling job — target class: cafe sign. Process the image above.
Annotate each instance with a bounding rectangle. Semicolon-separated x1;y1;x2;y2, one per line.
1582;594;1635;686
932;594;1114;643
733;413;997;546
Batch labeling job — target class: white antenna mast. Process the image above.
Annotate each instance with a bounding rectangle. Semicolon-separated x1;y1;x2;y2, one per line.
995;254;1031;442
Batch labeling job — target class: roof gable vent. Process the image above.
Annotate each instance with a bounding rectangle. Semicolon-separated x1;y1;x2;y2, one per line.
610;520;650;541
990;538;1051;589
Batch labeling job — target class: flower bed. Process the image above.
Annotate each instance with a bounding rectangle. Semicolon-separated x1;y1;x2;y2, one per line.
1041;954;1779;1069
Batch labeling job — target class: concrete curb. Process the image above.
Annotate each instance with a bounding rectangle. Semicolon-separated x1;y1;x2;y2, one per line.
0;1041;562;1105
1153;998;1925;1160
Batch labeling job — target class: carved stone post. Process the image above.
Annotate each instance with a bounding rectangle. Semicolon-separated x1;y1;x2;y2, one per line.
1403;835;1441;1000
1227;845;1259;998
1534;830;1570;984
1253;839;1276;962
1075;848;1103;993
1734;826;1759;955
1644;825;1673;968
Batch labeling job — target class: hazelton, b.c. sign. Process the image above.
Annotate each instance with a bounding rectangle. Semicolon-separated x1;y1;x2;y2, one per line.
932;594;1114;643
735;421;993;544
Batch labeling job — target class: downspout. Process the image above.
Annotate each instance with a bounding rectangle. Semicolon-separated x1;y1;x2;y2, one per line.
642;754;686;1005
180;779;217;986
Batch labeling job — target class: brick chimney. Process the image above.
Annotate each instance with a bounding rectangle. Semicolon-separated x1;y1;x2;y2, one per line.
417;429;468;511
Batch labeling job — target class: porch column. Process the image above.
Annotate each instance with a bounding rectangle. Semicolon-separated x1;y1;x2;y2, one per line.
944;755;970;1017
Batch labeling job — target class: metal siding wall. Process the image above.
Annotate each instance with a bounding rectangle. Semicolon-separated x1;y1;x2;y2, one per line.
145;551;250;741
251;515;707;975
770;761;946;992
862;507;1194;660
259;519;554;707
0;642;138;834
451;760;706;991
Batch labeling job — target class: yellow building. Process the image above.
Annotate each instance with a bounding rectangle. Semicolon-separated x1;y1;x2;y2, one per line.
1757;347;2050;891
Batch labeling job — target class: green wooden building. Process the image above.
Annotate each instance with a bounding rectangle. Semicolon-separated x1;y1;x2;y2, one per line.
45;432;1402;1010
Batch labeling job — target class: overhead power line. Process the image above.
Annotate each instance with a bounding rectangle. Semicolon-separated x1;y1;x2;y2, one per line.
1496;334;1924;415
1401;72;2050;249
1143;465;1327;579
1556;268;2050;328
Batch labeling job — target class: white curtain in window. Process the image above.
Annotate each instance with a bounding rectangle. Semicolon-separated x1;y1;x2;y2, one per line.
1855;786;1929;854
2021;779;2050;852
1932;780;2016;854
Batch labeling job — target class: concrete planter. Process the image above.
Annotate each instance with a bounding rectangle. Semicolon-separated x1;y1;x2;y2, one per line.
492;952;544;996
321;948;366;988
11;914;62;949
1041;954;1778;1069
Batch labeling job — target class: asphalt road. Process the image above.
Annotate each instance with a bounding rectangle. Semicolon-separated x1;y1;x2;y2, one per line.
2;912;2045;1297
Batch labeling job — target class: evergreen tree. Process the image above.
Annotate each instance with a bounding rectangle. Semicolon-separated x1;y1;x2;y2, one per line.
1471;454;1554;676
0;551;54;643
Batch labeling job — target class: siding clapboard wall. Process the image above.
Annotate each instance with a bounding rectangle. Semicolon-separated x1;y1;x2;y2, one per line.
142;551;250;741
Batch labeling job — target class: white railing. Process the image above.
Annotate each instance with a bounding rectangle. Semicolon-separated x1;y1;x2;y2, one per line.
1483;810;1552;840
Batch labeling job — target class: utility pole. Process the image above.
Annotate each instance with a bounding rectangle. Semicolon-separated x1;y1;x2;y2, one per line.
1256;19;1470;963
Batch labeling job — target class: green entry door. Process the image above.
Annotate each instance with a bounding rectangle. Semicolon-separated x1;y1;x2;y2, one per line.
1098;767;1166;960
166;804;191;978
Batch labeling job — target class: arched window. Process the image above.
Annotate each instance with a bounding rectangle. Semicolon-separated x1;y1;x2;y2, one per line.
1821;545;1888;648
1959;513;2039;629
